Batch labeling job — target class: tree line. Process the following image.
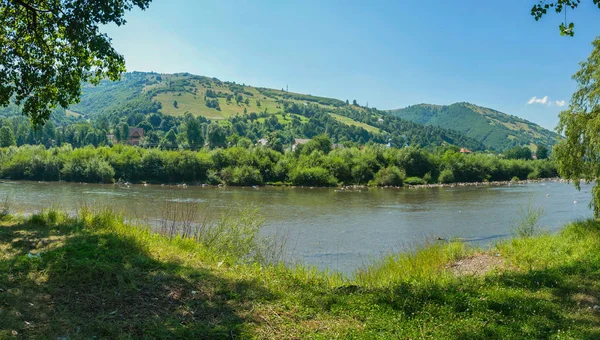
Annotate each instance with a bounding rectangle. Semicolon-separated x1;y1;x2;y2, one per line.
0;136;557;187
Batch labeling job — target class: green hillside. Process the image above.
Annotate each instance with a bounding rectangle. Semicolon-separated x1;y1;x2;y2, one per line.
389;102;560;151
60;72;485;150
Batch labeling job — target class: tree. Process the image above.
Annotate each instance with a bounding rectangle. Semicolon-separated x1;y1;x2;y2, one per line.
504;146;532;160
159;129;178;149
266;131;284;153
137;121;153;133
554;38;600;216
173;100;178;108
530;0;600;36
0;126;16;147
121;123;130;143
207;123;227;148
536;144;549;160
185;116;203;149
148;113;162;128
352;99;358;106
302;134;332;155
0;0;152;125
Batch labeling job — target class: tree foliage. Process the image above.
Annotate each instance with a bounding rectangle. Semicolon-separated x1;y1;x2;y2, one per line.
530;0;600;36
0;0;152;124
0;144;557;187
554;38;600;216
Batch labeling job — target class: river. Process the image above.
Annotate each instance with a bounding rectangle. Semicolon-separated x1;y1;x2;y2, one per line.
0;180;593;274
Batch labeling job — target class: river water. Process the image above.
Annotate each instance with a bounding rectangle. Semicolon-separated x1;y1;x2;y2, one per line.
0;180;593;274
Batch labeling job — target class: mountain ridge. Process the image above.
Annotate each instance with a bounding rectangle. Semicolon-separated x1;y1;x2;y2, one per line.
388;102;559;151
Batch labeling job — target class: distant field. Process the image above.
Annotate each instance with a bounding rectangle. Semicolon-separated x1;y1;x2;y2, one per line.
65;110;82;118
150;82;286;120
146;74;347;123
330;113;381;133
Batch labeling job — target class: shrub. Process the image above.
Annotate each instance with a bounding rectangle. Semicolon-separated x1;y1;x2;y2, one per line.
527;169;539;180
371;166;405;186
438;169;455;184
404;177;427;185
206;169;222;185
222;165;263;186
289;167;337;186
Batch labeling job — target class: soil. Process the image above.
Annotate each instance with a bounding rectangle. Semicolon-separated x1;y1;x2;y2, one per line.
447;253;505;276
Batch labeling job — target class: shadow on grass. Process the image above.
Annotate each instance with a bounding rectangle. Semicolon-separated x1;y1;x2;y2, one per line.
362;259;600;339
0;219;275;338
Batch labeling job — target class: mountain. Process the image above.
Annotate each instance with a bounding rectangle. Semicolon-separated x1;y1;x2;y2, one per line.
59;72;486;150
388;102;559;151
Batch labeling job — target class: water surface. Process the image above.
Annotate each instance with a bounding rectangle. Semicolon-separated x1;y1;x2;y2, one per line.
1;180;592;273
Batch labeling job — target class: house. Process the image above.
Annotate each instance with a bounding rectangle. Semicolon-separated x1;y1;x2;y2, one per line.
531;152;537;160
106;134;117;145
128;127;144;146
459;148;472;154
292;138;311;151
332;143;345;150
257;138;268;146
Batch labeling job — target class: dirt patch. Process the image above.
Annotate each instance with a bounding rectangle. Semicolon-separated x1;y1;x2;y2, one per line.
572;293;599;308
447;253;505;276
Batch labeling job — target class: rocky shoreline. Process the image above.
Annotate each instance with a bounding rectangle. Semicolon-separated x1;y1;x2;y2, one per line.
333;177;569;191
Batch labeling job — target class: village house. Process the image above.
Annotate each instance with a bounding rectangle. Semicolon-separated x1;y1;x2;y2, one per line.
292;138;311;151
257;138;268;146
459;148;472;154
128;127;144;146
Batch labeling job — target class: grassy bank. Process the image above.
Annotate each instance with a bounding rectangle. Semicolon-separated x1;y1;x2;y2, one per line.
1;209;600;338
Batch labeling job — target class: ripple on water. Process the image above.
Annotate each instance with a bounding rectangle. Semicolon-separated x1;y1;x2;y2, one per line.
165;198;207;203
83;191;126;196
376;204;430;212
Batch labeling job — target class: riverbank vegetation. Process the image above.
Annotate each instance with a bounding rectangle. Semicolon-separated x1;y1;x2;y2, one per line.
0;140;557;187
1;207;600;338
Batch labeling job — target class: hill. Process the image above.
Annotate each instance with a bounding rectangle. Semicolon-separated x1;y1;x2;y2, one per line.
389;103;560;151
60;72;485;150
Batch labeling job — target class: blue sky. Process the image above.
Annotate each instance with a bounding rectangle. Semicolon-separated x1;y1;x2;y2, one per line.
103;0;600;130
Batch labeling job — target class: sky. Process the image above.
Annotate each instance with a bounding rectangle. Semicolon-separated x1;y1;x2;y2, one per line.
103;0;600;130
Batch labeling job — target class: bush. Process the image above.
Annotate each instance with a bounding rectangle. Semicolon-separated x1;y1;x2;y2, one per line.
404;177;427;185
527;169;539;180
438;169;455;184
289;167;337;186
221;165;263;186
371;166;405;186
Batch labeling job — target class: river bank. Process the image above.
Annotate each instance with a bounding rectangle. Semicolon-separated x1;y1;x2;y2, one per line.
1;208;600;338
0;180;592;274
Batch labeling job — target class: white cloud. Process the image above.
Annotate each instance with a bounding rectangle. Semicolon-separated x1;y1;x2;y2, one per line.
555;100;566;107
527;96;548;105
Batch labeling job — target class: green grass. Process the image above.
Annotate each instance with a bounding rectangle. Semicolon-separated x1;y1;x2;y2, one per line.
329;113;381;133
150;77;307;120
2;208;600;338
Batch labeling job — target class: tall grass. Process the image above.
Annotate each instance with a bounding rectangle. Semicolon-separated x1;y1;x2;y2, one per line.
513;198;545;237
30;202;289;268
355;240;468;288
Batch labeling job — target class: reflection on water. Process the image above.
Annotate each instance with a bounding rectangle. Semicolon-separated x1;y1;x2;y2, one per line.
0;180;593;274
